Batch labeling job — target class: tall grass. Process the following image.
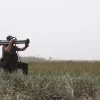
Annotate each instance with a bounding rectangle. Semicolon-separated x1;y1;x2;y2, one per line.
0;61;100;99
29;61;100;75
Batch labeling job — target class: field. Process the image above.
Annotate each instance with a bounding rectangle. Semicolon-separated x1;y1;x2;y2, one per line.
0;60;100;100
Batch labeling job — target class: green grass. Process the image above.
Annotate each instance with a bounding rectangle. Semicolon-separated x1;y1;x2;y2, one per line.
0;61;100;100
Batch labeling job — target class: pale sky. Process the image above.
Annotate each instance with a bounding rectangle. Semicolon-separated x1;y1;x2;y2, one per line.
0;0;100;60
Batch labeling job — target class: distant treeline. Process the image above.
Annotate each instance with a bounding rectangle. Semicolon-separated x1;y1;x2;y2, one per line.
19;56;100;63
20;56;47;62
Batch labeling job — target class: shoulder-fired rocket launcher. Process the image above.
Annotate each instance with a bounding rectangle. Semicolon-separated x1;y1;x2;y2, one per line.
0;38;30;45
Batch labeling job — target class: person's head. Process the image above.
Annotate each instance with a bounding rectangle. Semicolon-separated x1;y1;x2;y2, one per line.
6;35;14;41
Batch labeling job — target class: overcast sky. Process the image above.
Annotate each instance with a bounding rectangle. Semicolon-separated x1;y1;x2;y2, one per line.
0;0;100;60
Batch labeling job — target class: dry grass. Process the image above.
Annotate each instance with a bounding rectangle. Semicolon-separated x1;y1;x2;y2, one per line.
29;61;100;74
0;61;100;100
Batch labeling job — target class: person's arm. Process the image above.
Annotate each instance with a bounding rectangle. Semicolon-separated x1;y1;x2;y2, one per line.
3;39;15;52
16;44;29;51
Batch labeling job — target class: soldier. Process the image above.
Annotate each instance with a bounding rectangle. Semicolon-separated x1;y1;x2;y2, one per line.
1;35;29;75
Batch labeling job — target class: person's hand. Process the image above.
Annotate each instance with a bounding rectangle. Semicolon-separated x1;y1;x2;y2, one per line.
9;38;16;44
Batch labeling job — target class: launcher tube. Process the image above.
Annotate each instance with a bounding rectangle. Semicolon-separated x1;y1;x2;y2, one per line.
0;39;30;45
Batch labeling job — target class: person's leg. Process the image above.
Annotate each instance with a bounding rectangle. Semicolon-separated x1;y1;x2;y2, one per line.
17;62;28;75
0;60;17;74
0;58;3;69
9;62;17;73
2;62;11;73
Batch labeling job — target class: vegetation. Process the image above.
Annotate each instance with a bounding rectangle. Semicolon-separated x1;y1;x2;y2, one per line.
0;60;100;99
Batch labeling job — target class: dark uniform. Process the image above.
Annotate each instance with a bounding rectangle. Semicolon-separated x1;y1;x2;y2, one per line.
0;44;28;75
